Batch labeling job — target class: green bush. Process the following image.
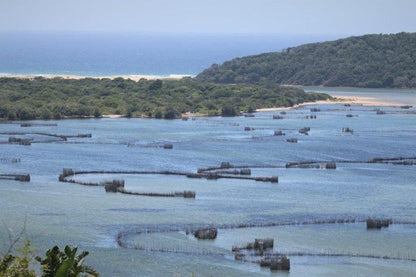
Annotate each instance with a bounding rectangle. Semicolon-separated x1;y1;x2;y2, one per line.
0;241;99;277
163;106;179;119
221;104;238;117
0;241;37;277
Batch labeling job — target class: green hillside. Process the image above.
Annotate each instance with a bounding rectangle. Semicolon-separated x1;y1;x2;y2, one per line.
196;32;416;88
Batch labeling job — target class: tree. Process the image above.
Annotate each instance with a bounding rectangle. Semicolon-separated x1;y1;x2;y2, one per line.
7;110;17;120
221;104;238;117
41;109;52;120
246;105;255;113
163;106;178;119
36;245;99;277
1;222;99;277
93;108;101;118
0;241;37;277
149;79;163;90
154;109;163;119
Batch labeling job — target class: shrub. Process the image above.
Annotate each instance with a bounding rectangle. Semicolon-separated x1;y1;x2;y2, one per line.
0;241;99;277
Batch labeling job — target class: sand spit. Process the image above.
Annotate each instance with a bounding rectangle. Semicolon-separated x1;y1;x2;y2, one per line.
256;96;409;113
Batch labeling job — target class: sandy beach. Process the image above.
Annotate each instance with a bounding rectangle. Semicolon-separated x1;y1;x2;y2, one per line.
329;94;410;106
102;114;124;118
256;95;410;112
0;73;192;81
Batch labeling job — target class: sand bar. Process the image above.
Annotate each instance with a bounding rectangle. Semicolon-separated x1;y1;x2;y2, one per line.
102;114;124;118
329;95;410;106
256;95;411;112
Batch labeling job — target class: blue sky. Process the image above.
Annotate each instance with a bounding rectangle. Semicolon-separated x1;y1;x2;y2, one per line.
1;0;415;35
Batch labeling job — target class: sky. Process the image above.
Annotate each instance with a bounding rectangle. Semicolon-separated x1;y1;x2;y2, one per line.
0;0;415;35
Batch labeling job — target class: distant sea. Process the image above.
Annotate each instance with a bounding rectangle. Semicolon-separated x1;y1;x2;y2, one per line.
0;32;340;76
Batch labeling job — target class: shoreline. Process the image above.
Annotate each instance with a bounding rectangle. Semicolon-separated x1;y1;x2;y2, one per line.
256;95;409;112
0;73;193;81
0;74;411;118
0;92;410;122
102;95;408;119
329;94;410;106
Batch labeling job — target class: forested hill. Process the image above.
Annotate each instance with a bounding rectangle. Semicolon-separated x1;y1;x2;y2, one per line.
196;32;416;88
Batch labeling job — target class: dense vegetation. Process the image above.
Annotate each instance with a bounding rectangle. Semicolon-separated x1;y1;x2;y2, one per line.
0;77;329;120
196;32;416;88
0;241;98;277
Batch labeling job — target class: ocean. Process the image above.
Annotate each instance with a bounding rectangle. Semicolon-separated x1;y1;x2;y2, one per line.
0;32;339;76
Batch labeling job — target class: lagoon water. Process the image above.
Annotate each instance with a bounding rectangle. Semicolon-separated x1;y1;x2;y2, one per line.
0;89;415;276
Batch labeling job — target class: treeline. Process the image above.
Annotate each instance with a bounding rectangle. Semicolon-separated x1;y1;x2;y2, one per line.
0;77;329;120
196;32;416;88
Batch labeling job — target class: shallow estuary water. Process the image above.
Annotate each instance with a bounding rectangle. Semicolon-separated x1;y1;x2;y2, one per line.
0;89;415;276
